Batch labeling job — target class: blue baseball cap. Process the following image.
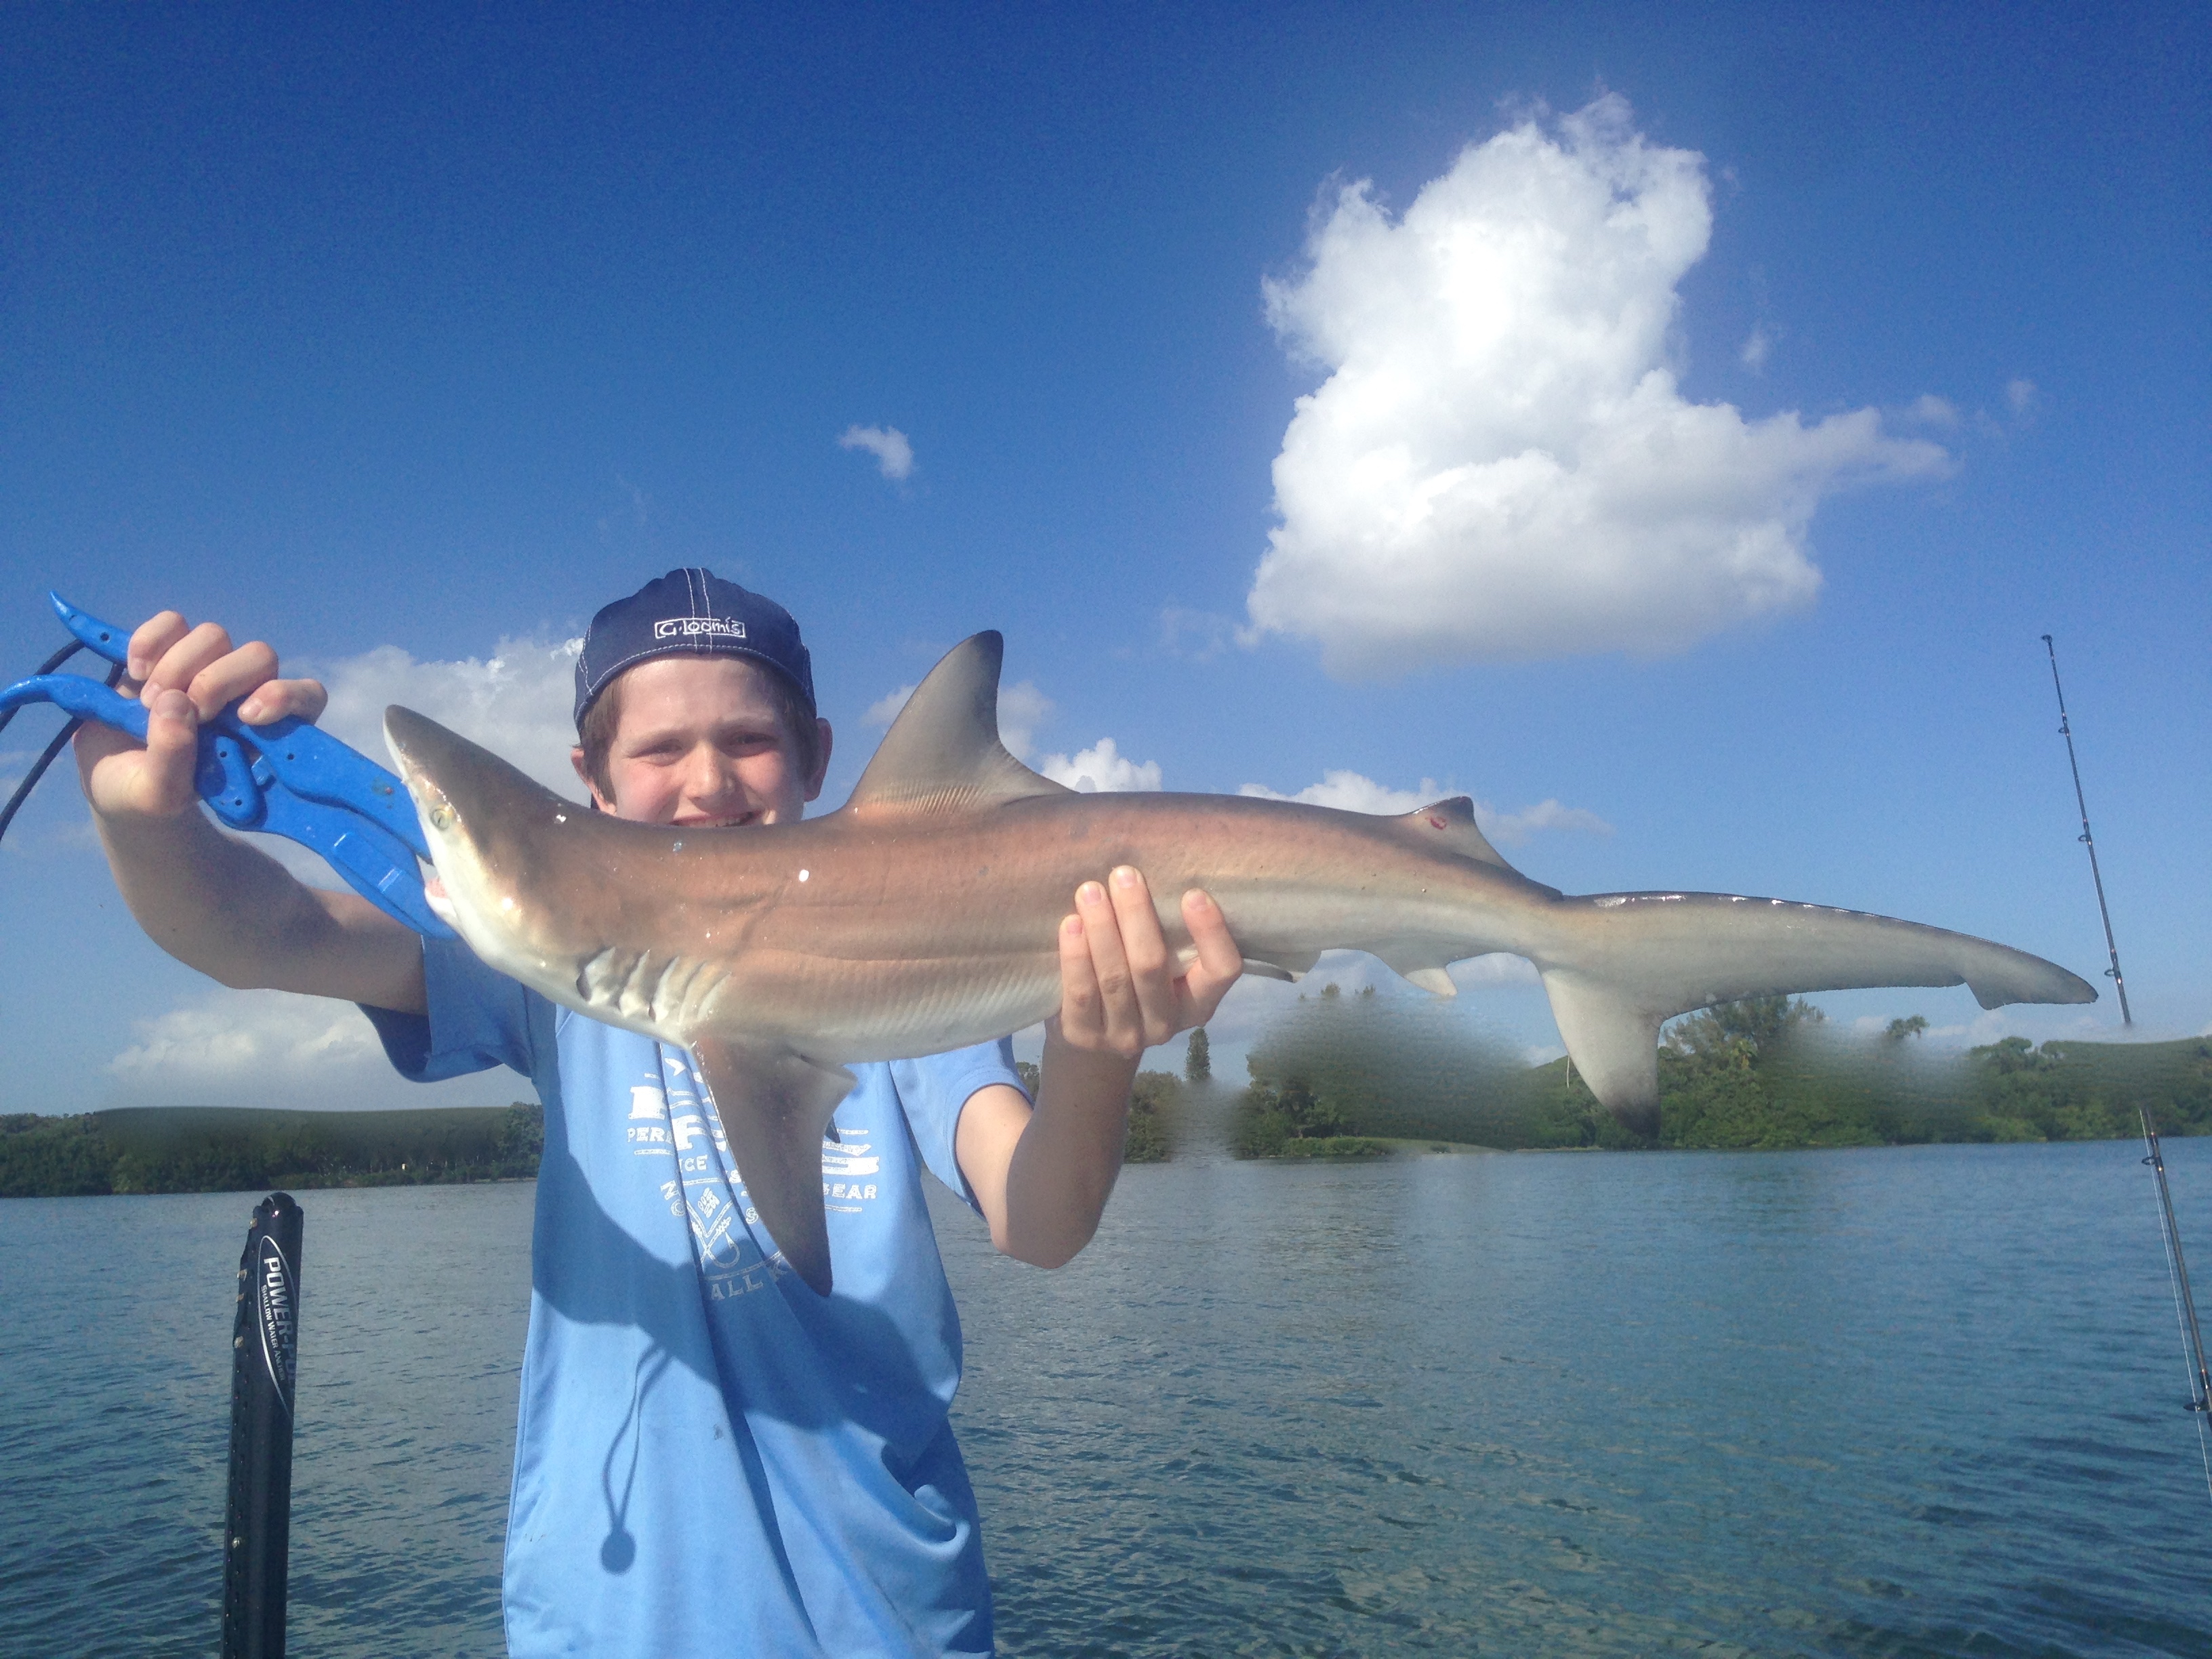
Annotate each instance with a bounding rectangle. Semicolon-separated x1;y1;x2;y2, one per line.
573;567;816;731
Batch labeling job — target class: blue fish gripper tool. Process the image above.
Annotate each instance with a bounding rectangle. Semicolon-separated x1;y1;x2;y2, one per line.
0;593;455;939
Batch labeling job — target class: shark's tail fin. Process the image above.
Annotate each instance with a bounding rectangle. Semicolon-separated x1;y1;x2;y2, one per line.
1538;971;1668;1137
1533;892;2097;1137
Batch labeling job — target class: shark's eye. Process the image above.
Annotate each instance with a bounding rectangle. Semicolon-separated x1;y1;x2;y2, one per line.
429;804;455;831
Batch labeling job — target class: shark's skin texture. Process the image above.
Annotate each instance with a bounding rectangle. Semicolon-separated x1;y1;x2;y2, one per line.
386;633;2095;1294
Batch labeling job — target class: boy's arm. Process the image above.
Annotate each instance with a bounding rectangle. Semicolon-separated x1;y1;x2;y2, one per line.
956;870;1241;1268
74;611;428;1014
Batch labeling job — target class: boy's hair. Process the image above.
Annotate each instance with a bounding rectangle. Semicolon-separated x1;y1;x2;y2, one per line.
577;660;823;804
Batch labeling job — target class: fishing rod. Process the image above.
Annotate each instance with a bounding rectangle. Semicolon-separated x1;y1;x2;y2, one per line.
2139;1110;2212;1507
2039;634;2131;1024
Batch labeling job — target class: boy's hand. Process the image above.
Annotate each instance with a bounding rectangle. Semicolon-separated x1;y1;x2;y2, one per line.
1053;867;1242;1055
958;870;1242;1267
69;607;426;1013
75;611;329;821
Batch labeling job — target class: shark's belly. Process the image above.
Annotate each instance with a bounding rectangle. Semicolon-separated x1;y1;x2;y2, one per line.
533;803;1547;1060
708;945;1066;1065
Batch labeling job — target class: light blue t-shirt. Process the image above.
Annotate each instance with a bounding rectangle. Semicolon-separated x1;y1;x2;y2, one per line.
365;937;1021;1658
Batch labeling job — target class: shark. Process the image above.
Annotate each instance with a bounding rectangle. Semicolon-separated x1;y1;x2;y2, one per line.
384;632;2096;1295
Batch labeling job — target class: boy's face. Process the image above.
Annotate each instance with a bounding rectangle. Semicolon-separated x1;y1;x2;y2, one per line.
573;655;832;828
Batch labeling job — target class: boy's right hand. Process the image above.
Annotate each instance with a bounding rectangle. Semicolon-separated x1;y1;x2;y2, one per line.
75;611;331;822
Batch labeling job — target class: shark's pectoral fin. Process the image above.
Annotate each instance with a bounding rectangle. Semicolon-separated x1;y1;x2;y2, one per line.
1241;958;1298;983
689;1036;855;1297
1539;970;1664;1139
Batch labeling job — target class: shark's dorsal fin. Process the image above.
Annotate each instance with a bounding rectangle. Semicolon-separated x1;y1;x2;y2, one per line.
1387;796;1518;872
845;632;1072;816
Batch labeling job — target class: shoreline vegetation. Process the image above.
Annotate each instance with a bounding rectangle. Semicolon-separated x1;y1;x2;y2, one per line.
1;1069;1177;1200
5;994;2205;1197
1231;987;2211;1158
1;1103;544;1200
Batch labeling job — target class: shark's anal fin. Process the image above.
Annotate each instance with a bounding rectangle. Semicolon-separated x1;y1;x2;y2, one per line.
1403;966;1457;998
689;1036;856;1297
843;632;1072;816
1538;970;1664;1139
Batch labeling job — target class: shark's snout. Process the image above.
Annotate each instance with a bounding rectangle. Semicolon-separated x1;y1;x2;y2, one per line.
384;705;466;826
384;706;467;925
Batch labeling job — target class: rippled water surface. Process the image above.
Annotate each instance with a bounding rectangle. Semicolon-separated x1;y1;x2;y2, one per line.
2;1139;2207;1656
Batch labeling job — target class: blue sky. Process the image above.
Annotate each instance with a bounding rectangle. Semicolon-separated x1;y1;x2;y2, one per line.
2;3;2205;1113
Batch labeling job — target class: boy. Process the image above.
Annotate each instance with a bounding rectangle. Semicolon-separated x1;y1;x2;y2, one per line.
77;568;1242;1655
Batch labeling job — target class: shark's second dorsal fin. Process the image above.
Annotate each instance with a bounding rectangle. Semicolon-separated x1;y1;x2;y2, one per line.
846;632;1073;815
1389;796;1519;872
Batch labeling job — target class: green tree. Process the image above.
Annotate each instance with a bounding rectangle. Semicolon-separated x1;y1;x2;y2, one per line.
1125;1070;1178;1162
1184;1027;1210;1083
1885;1015;1929;1042
1666;994;1825;1061
1267;1076;1351;1139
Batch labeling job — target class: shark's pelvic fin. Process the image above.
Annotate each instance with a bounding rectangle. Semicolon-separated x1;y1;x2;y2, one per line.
845;632;1072;817
689;1035;857;1297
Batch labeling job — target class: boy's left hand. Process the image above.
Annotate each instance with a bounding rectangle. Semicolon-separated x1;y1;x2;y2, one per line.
1054;868;1242;1056
957;867;1242;1267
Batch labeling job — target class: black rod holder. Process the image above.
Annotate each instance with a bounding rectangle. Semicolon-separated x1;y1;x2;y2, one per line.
222;1192;303;1659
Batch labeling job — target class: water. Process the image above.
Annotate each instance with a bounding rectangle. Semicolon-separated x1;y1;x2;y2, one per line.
0;1183;532;1656
1;1141;2206;1656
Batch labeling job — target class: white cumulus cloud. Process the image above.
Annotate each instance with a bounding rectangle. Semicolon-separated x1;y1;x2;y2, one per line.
110;989;387;1082
1036;737;1162;794
308;636;586;801
224;634;585;890
1240;770;1446;815
1484;798;1613;843
865;676;1050;758
1247;95;1949;677
104;987;520;1110
995;681;1054;760
1238;771;1611;846
840;424;916;481
864;683;917;726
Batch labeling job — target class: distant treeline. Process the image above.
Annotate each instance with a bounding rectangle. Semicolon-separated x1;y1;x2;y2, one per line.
1234;987;2212;1156
2;1065;1194;1199
0;1103;545;1199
